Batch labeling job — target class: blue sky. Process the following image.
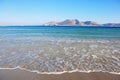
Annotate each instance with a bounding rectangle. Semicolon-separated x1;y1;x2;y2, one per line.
0;0;120;25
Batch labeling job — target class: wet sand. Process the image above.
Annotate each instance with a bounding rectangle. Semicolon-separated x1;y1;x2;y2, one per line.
0;68;120;80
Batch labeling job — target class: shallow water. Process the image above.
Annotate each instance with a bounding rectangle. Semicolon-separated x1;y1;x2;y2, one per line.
0;26;120;73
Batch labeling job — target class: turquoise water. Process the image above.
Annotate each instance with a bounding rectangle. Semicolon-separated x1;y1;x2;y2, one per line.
0;26;120;72
0;26;120;39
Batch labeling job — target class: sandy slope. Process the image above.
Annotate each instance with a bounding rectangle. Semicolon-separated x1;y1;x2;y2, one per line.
0;69;120;80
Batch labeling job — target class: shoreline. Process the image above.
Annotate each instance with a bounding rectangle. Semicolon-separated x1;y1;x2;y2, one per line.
0;66;120;75
0;67;120;80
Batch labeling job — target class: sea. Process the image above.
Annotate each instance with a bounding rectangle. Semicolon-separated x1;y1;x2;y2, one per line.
0;26;120;73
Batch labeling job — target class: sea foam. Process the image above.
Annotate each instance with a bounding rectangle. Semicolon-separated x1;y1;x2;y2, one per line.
0;37;120;73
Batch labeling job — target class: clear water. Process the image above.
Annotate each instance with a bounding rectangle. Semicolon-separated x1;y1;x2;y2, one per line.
0;26;120;73
0;26;120;39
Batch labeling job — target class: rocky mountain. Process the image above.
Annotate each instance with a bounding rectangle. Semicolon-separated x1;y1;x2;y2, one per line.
58;19;80;26
103;23;120;27
83;21;100;26
43;19;120;27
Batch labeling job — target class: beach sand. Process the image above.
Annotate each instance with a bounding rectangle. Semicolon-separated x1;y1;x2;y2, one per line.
0;68;120;80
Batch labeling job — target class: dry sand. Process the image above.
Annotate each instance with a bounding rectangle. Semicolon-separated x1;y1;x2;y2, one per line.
0;68;120;80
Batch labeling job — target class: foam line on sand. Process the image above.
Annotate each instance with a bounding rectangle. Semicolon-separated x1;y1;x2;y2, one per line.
0;66;120;74
0;67;120;80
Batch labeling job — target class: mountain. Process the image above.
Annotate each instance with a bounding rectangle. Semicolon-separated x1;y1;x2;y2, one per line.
43;19;120;27
103;23;120;27
44;19;80;26
58;19;80;26
83;21;100;26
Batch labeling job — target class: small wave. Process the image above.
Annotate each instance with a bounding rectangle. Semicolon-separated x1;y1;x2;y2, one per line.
0;66;120;75
0;38;120;74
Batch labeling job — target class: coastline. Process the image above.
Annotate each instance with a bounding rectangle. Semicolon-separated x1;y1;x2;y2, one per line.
0;66;120;74
0;26;120;80
0;67;120;80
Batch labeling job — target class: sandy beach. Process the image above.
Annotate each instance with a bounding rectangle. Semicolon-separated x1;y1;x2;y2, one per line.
0;68;120;80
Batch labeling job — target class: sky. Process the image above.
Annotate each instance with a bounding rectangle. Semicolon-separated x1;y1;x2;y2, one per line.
0;0;120;25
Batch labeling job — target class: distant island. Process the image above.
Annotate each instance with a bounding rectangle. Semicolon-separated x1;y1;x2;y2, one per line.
43;19;120;27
